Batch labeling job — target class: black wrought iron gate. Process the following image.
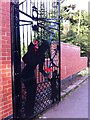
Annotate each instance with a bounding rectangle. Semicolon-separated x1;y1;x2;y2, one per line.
11;0;61;119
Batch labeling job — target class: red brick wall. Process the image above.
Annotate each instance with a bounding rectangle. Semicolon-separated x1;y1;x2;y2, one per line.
0;1;88;119
61;42;87;80
0;1;12;119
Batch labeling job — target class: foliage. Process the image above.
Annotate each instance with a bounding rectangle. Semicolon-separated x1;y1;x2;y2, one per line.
60;5;88;57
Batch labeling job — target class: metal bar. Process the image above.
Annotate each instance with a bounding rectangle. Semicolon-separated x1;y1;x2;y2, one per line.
20;24;32;26
48;48;58;68
52;0;54;18
29;0;31;16
36;0;38;39
30;0;32;42
26;0;28;13
19;20;33;23
39;17;61;20
38;18;60;24
23;26;25;54
49;0;50;18
19;0;26;6
22;2;25;55
46;0;47;18
27;26;28;50
34;0;35;5
10;2;16;119
10;1;22;119
57;0;61;102
30;24;32;42
38;23;59;31
25;0;28;48
36;0;40;83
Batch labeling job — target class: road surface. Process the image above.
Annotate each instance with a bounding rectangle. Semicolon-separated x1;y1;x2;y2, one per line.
39;80;88;118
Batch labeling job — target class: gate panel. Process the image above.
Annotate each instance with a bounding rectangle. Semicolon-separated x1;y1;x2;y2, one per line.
11;0;61;119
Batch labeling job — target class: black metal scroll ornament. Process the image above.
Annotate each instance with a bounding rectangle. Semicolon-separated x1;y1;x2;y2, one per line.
32;6;39;31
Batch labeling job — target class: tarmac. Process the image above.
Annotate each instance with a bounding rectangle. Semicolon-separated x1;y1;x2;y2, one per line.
35;74;89;119
61;75;88;98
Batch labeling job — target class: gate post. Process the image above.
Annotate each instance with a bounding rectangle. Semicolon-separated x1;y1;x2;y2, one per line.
57;0;61;101
10;1;21;119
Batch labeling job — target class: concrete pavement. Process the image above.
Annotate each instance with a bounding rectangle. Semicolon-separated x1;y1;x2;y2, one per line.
38;80;88;119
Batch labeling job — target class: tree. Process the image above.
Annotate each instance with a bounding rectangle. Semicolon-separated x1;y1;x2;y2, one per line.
60;5;88;57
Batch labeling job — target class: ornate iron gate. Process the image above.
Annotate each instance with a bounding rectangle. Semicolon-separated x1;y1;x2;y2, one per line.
11;0;61;119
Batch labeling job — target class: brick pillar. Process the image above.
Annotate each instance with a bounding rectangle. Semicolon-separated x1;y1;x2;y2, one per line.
0;1;12;119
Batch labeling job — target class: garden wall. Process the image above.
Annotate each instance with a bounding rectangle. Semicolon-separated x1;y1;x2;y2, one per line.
61;42;87;80
0;1;12;120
